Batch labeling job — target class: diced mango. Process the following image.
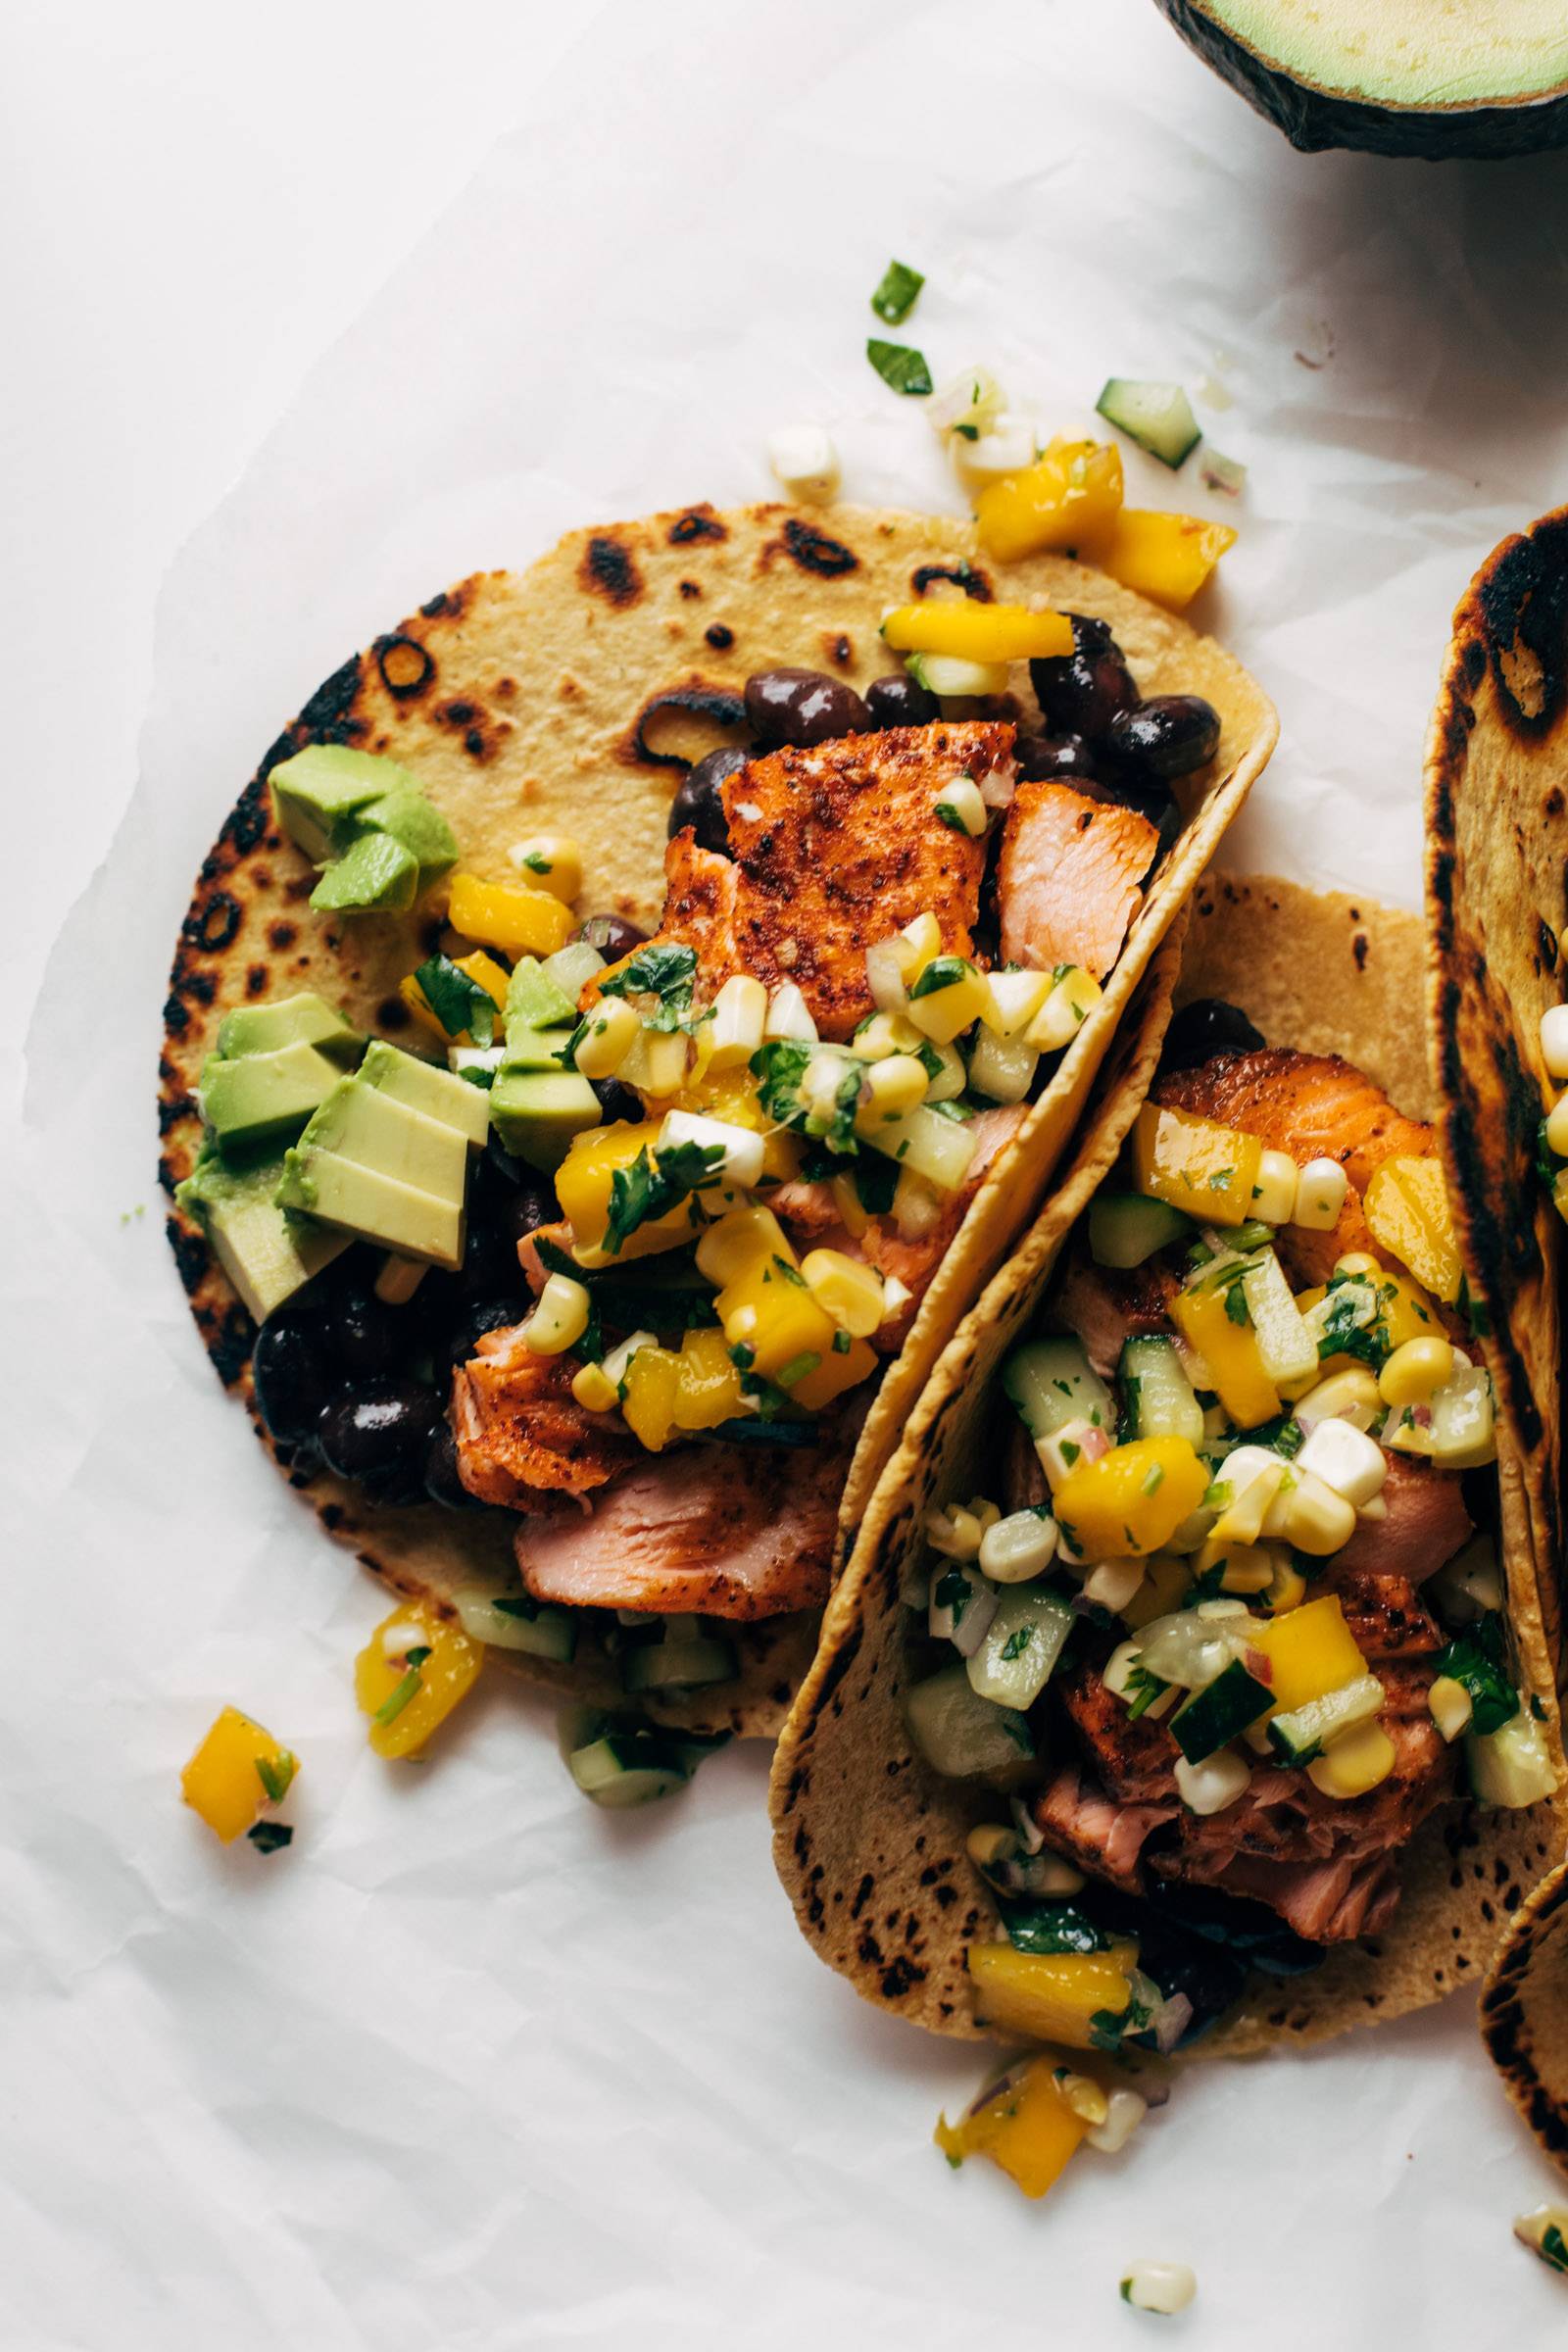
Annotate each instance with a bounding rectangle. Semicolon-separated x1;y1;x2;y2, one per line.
1364;1156;1462;1306
675;1067;803;1182
622;1345;683;1449
975;438;1125;564
1131;1102;1263;1228
880;601;1073;663
555;1119;698;1260
967;1942;1139;2048
354;1601;482;1760
1250;1593;1366;1715
696;1204;794;1288
935;2054;1102;2199
399;949;511;1043
448;871;573;958
1050;1435;1210;1558
716;1253;838;1385
672;1326;749;1431
1169;1279;1282;1430
788;1334;878;1414
180;1705;298;1843
1087;509;1236;612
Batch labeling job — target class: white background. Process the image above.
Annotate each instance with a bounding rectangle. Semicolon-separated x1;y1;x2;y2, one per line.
7;2;1568;2345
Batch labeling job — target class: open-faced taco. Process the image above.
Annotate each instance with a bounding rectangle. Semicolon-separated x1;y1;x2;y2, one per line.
1425;506;1568;2173
772;874;1566;2057
161;502;1275;1776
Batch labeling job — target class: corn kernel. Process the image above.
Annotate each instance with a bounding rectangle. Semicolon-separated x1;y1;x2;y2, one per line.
695;1204;792;1287
507;834;583;903
801;1248;885;1338
1378;1336;1455;1409
764;982;817;1041
1547;1091;1568;1157
982;968;1053;1038
1295;1417;1389;1509
180;1705;298;1843
830;1170;871;1240
524;1272;592;1356
1428;1674;1474;1742
1026;966;1102;1054
708;974;768;1071
573;997;641;1079
933;775;988;836
1292;1154;1348;1231
1251;1148;1298;1225
865;936;910;1013
900;910;944;969
571;1360;619;1413
855;1009;923;1061
1193;1537;1275;1593
858;1054;929;1123
1295;1366;1382;1432
1307;1718;1396;1799
1263;1554;1307;1614
1261;1464;1357;1555
1541;1004;1568;1079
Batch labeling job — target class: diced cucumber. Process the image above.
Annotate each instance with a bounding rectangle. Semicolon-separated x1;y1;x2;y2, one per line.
905;651;1010;699
1003;1336;1116;1443
540;940;606;1005
1170;1659;1272;1763
966;1588;1074;1710
1239;1250;1317;1388
1467;1710;1560;1808
452;1586;578;1662
620;1627;737;1692
566;1733;695;1806
1095;377;1201;469
1088;1192;1192;1270
1267;1673;1385;1767
1120;1336;1203;1447
904;1661;1035;1778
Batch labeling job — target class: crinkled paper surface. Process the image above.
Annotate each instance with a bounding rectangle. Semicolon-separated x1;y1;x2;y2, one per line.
11;0;1568;2341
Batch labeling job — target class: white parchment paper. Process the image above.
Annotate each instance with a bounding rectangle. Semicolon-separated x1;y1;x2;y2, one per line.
12;1;1568;2342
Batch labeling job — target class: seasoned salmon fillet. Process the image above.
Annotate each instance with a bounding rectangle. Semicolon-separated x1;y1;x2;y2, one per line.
616;721;1010;1041
997;780;1158;979
452;1328;635;1507
514;1431;850;1619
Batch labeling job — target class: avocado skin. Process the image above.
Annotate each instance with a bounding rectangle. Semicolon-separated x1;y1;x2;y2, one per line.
1155;0;1568;159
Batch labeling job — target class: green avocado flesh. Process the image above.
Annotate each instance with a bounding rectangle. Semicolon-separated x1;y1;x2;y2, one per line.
506;956;578;1031
309;829;419;914
269;745;400;862
215;991;362;1063
270;745;457;913
1201;0;1568;110
176;1155;349;1323
273;1043;486;1268
359;1038;490;1147
199;1038;345;1154
490;1068;601;1170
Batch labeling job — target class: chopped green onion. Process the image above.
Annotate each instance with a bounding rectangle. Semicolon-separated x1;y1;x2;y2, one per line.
374;1647;431;1728
247;1821;294;1854
866;339;933;397
254;1750;299;1803
870;260;924;324
775;1350;822;1390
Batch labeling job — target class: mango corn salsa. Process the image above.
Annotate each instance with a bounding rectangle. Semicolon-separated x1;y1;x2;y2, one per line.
675;1067;804;1183
622;1345;683;1450
355;1600;483;1759
1250;1593;1366;1714
975;437;1125;564
880;601;1073;663
400;948;511;1043
1051;1436;1209;1558
1364;1155;1461;1305
936;2053;1103;2199
180;1705;298;1843
1131;1102;1263;1228
556;1120;702;1261
714;1247;874;1413
1087;509;1236;612
1170;1274;1282;1429
967;1942;1140;2048
447;870;573;959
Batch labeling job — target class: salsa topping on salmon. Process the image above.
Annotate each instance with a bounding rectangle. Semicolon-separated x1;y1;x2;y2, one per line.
898;1021;1558;2052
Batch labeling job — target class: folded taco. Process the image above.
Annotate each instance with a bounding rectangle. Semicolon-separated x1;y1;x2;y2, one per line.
1425;506;1568;2168
162;501;1274;1778
772;875;1565;2054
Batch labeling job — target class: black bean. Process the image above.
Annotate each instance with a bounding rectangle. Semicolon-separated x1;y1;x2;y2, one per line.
1029;612;1140;742
317;1378;443;1501
454;1215;517;1302
1159;997;1266;1074
590;1076;644;1127
864;672;940;730
441;1296;529;1374
573;912;647;961
1015;730;1099;783
667;747;746;854
252;1317;335;1447
1103;694;1221;782
314;1283;401;1374
422;1419;479;1510
743;668;870;749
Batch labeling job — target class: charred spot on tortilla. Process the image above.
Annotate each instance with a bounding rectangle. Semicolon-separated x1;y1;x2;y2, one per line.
1477;521;1568;737
911;561;993;603
667;507;727;546
822;632;854;668
620;679;749;770
375;995;413;1033
184;892;242;954
579;531;644;608
769;516;858;578
373;633;435;699
268;921;297;951
704;622;734;650
678;580;703;601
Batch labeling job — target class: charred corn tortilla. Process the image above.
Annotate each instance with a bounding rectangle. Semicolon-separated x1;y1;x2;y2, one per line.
1426;509;1568;2169
160;502;1275;1736
770;876;1567;2047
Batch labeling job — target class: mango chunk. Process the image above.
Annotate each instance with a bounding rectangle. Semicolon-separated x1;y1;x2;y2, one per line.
936;2053;1102;2199
1170;1276;1282;1429
1364;1155;1461;1305
1250;1593;1366;1714
1131;1102;1262;1227
967;1942;1140;2048
447;871;573;959
1087;509;1236;612
355;1600;482;1760
1051;1436;1209;1558
180;1705;298;1843
975;438;1124;564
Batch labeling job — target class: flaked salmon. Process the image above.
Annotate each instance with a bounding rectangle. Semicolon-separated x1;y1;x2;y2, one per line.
452;1329;635;1508
514;1432;848;1619
997;780;1158;979
1329;1454;1472;1586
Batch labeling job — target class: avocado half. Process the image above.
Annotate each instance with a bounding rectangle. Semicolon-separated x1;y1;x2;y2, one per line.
1154;0;1568;159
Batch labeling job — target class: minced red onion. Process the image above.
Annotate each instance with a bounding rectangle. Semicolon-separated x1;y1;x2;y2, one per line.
1149;1992;1194;2054
1009;1792;1046;1854
979;759;1017;810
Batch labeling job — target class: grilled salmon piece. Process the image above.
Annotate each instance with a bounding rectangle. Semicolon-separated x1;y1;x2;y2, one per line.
452;1328;636;1508
997;780;1158;979
1330;1455;1472;1586
514;1432;849;1619
1049;1250;1182;1378
609;721;1009;1042
1033;1763;1177;1891
1331;1568;1446;1659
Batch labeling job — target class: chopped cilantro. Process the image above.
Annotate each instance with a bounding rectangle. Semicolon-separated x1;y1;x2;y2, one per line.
1000;1625;1033;1661
1542;2223;1568;2274
599;941;697;1031
1124;1662;1168;1722
1223;1281;1250;1327
522;851;552;874
934;801;965;833
870;259;924;324
495;1592;546;1622
909;955;970;1002
1207;1166;1235;1192
771;1254;808;1288
413;955;496;1046
605;1140;725;1254
1437;1617;1520;1737
247;1822;294;1854
1001;1898;1110;1956
934;1567;973;1626
775;1350;822;1391
866;338;933;396
832;1329;852;1354
1059;1439;1081;1467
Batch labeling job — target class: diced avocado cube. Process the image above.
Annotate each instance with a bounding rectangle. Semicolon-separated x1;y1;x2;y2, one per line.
338;788;458;885
216;992;363;1063
506;956;579;1031
501;1025;572;1074
358;1038;490;1147
296;1074;469;1201
309;829;419;914
198;1039;345;1155
270;745;415;862
274;1149;464;1268
176;1155;349;1322
489;1067;602;1171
